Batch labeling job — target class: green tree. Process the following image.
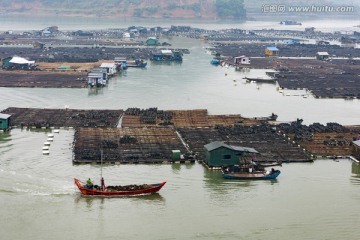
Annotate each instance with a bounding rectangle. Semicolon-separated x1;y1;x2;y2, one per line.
215;0;246;19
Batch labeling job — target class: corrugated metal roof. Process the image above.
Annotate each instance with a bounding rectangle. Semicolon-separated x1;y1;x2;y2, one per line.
91;68;107;73
9;56;35;65
266;47;279;51
0;113;11;119
161;50;173;54
100;63;115;68
204;141;258;153
316;52;329;55
88;73;103;78
114;57;126;61
353;140;360;147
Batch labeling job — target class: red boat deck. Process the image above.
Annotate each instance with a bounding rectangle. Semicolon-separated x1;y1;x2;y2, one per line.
74;178;166;196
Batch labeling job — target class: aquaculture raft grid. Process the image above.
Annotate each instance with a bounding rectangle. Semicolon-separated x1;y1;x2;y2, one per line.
73;127;189;164
1;107;123;128
177;124;312;163
278;122;360;157
122;109;246;128
0;72;87;88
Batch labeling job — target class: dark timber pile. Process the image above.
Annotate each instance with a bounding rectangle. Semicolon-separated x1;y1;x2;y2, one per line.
277;120;360;157
122;108;256;128
73;127;189;164
122;107;174;127
1;107;123;128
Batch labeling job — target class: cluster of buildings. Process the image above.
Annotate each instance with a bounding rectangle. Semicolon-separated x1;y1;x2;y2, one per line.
87;62;118;88
264;46;330;61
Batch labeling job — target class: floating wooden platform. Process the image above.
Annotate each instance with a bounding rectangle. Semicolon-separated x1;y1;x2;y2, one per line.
177;125;313;163
1;107;123;128
2;107;359;163
0;71;87;88
73;127;190;164
278;123;360;157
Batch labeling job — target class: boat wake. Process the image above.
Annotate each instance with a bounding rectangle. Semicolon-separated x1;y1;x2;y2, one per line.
0;168;75;196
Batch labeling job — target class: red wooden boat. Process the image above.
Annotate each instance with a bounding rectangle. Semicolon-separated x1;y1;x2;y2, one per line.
74;178;166;197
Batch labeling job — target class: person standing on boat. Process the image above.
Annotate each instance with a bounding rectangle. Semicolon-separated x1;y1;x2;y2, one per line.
86;178;93;189
101;177;105;191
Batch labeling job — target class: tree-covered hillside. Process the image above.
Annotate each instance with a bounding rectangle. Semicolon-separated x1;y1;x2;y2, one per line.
0;0;247;19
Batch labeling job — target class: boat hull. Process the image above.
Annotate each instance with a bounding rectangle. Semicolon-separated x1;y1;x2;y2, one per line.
74;178;166;196
244;77;277;83
222;170;281;180
126;62;147;68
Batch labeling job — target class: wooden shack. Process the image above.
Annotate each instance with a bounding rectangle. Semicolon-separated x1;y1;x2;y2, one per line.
145;37;159;46
100;63;116;76
204;141;258;167
88;68;108;87
265;47;279;57
316;52;330;61
353;140;360;160
0;113;11;130
234;55;250;65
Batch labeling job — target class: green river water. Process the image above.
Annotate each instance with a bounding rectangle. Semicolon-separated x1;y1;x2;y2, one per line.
0;16;360;240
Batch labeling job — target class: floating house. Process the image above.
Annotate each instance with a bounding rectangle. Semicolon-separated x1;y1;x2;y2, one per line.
114;57;127;70
305;27;315;33
145;37;159;46
200;34;209;41
280;20;302;25
170;25;191;32
87;68;108;87
316;52;330;61
72;30;94;37
265;47;279;57
172;150;181;160
123;32;131;39
0;113;11;130
33;41;45;49
353;139;360;160
234;55;250;65
151;50;183;62
284;39;300;45
100;63;116;76
204;141;258;167
316;40;330;45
